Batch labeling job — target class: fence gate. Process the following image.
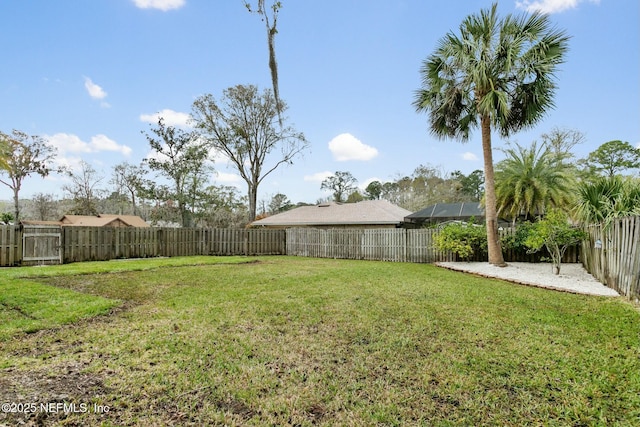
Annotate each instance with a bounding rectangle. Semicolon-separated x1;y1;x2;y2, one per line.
22;225;62;265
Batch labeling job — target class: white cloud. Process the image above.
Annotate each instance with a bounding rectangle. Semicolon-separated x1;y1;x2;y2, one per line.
304;171;333;183
83;77;107;100
133;0;185;11
140;109;191;127
51;156;85;174
216;172;242;185
47;133;132;157
462;152;479;161
210;150;230;165
328;133;378;162
90;134;132;156
515;0;599;14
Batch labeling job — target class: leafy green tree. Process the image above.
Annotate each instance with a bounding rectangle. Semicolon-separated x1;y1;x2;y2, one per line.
495;141;574;223
0;212;14;225
413;4;569;266
192;85;308;222
346;190;364;203
111;162;148;216
574;176;640;226
321;171;358;203
451;169;484;201
0;130;57;222
524;209;587;275
365;180;383;200
0;137;10;172
583;140;640;177
268;192;293;214
142;118;211;227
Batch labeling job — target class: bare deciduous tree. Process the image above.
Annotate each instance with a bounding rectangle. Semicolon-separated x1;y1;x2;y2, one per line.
192;84;308;221
111;162;148;216
63;160;105;216
31;192;57;221
244;0;284;126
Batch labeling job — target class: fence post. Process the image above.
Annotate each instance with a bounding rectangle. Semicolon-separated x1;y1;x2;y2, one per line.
17;225;23;266
157;228;164;257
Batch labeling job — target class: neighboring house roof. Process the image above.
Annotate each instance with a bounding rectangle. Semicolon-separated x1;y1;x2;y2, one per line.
20;220;64;226
251;200;412;227
405;202;484;223
59;214;150;227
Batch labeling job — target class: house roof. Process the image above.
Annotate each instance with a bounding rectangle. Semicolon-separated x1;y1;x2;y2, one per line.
20;220;64;226
60;214;150;227
405;202;484;222
251;200;412;227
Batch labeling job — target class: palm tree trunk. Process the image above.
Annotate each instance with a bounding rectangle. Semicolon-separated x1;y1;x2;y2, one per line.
481;114;506;267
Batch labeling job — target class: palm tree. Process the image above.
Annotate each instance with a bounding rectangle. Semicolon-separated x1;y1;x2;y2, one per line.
413;3;569;266
495;141;575;223
575;176;640;226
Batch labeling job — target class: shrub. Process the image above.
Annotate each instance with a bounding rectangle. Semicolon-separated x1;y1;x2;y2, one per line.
524;209;587;274
434;221;487;260
501;221;535;252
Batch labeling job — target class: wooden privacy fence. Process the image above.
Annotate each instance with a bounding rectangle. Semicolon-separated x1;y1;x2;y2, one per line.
63;227;285;263
0;226;286;266
0;225;21;266
287;228;456;263
582;216;640;301
0;225;580;267
285;227;580;264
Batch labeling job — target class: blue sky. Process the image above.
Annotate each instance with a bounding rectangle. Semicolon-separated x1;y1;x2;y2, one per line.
1;0;638;206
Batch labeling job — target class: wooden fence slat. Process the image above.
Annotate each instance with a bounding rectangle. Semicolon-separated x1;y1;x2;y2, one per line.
581;216;640;301
0;225;21;266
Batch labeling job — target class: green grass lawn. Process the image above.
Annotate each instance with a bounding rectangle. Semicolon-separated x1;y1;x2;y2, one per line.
1;256;639;426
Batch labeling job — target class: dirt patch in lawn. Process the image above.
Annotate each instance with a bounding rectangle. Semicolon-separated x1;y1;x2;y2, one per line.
0;360;111;426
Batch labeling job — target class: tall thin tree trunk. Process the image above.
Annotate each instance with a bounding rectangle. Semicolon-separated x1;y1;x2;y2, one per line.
481;115;506;267
130;190;137;216
248;182;258;223
13;186;20;224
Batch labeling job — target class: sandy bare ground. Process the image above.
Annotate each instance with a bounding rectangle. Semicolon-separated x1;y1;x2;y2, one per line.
435;261;620;297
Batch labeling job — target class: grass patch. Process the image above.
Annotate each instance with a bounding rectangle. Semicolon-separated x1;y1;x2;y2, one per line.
0;279;117;341
2;255;257;280
0;256;256;340
0;256;638;426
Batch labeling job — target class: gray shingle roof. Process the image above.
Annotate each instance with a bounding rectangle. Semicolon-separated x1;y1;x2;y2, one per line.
251;200;412;227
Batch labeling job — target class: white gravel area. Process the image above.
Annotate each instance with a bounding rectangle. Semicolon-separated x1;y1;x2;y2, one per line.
435;262;620;297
